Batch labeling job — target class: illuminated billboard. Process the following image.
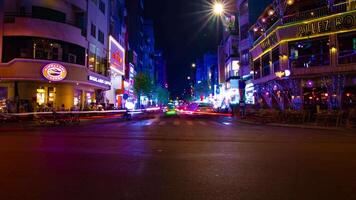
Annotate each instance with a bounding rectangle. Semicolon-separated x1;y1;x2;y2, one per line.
109;36;125;76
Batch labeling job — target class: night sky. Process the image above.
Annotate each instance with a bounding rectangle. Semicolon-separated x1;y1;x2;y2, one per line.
145;0;223;97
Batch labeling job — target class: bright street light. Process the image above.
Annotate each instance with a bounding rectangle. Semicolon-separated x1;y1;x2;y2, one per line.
213;2;224;16
192;63;196;68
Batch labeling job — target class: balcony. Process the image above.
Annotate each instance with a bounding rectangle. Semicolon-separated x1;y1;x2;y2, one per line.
252;2;355;44
3;15;87;48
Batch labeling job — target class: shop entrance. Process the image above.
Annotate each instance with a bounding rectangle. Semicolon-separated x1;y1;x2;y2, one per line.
36;87;56;110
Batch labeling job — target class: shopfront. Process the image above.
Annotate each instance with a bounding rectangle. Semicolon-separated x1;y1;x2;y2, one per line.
0;60;110;112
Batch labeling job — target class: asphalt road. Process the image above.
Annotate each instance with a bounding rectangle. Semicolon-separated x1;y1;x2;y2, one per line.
1;114;356;200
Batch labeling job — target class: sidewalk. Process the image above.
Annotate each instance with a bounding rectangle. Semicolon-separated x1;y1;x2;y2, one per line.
237;118;355;132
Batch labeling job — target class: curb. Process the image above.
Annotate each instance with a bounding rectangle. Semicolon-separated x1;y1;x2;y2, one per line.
237;119;354;132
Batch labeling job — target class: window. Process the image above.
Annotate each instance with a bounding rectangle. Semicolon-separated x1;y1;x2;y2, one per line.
99;0;106;14
262;54;270;77
272;48;280;73
239;0;248;16
2;36;85;65
289;37;330;68
240;24;249;40
91;23;96;38
98;30;104;44
338;32;356;64
253;59;261;79
0;87;7;100
241;49;249;66
88;44;108;76
32;6;66;23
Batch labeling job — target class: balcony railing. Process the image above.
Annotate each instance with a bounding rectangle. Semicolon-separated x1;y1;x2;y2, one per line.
283;6;330;24
252;2;354;44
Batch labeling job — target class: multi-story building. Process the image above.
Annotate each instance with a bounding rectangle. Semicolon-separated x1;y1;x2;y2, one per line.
0;0;111;112
154;50;167;88
217;13;241;105
106;0;127;108
126;0;145;71
142;19;155;82
194;53;218;98
250;0;356;110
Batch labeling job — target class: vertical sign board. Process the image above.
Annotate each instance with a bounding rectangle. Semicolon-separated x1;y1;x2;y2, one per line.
353;38;356;50
109;36;125;76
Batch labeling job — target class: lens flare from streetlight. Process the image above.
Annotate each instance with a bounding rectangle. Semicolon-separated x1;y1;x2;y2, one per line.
213;2;224;15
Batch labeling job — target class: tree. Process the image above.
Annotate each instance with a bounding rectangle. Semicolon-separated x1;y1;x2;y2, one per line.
155;86;170;106
134;72;153;108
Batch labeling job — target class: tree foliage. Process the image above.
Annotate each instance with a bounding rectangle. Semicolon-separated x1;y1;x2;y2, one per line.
155;86;170;105
133;72;153;97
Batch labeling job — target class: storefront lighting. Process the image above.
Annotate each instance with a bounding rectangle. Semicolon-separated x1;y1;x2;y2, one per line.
325;93;329;97
346;93;351;97
331;46;337;53
261;18;266;23
284;69;291;77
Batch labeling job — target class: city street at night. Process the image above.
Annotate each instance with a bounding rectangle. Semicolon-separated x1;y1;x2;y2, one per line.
1;115;356;200
1;0;356;199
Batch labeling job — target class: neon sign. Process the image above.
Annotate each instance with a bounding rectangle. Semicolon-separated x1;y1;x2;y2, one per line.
42;63;67;81
109;36;125;75
88;76;111;86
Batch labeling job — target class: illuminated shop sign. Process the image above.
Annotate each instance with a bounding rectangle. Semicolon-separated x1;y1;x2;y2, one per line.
109;36;125;76
88;76;111;86
297;13;356;37
275;69;291;78
42;63;67;81
261;33;278;51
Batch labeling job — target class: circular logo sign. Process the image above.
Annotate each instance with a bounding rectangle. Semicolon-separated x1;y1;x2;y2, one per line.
42;63;67;81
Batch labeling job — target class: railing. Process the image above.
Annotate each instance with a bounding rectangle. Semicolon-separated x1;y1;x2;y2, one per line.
253;2;355;44
283;6;330;24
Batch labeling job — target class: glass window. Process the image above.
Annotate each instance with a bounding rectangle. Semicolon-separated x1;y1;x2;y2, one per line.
91;23;96;38
253;59;261;79
338;32;356;65
32;6;66;23
272;47;280;73
0;87;7;100
262;54;270;77
88;44;108;76
239;0;248;16
289;37;330;68
98;30;104;44
2;36;85;65
240;24;249;40
99;0;106;14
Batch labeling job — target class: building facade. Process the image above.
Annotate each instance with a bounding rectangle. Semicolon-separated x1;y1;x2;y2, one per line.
250;0;356;110
0;0;111;112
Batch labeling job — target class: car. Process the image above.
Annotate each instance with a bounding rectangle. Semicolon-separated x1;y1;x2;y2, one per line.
185;102;214;113
165;103;177;116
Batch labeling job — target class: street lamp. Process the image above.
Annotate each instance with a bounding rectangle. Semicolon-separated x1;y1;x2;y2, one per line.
192;63;196;68
213;1;224;16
